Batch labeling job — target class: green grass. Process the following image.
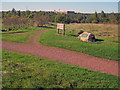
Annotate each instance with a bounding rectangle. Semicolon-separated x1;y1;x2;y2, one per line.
2;50;119;88
2;31;34;43
40;29;118;61
1;25;56;43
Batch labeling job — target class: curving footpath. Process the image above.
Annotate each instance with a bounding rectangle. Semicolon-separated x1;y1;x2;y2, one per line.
1;30;119;76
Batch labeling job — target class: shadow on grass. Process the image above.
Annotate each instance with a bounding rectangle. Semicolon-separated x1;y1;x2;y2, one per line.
2;26;55;34
95;39;104;42
39;26;53;29
69;34;104;42
68;34;79;37
70;35;79;37
112;40;120;43
2;31;28;34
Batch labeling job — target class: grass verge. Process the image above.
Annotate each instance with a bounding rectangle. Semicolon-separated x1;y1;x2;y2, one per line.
2;50;119;88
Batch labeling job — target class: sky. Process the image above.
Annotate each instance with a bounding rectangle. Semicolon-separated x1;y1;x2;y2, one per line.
1;0;120;2
0;0;119;13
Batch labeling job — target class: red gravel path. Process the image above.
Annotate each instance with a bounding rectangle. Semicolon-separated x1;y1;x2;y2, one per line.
1;30;119;76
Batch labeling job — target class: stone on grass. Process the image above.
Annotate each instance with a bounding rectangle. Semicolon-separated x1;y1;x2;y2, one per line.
77;32;95;42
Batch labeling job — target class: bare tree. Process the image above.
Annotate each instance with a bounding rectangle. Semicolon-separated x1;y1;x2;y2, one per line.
3;15;29;27
33;15;49;27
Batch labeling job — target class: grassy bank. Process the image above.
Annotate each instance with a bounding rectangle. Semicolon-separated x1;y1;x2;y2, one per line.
40;29;118;61
2;50;119;88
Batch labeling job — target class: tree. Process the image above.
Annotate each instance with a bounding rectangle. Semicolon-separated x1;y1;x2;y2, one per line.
94;12;98;18
21;11;25;17
2;11;5;18
78;15;83;23
92;11;99;23
80;19;85;23
26;10;30;17
101;10;106;18
17;10;21;17
28;13;35;18
7;10;11;17
103;18;109;24
85;15;93;23
65;15;71;24
33;14;49;27
55;14;66;23
11;8;16;15
98;10;106;23
3;15;30;28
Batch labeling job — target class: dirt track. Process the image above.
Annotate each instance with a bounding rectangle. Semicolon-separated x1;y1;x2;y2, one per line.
1;30;119;76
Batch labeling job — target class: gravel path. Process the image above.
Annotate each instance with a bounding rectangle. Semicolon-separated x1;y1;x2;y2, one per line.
1;30;119;76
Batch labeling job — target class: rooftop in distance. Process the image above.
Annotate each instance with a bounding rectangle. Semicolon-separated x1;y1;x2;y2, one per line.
50;10;75;14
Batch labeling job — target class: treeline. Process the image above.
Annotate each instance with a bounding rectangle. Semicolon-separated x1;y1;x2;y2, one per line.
2;8;50;31
54;11;119;24
1;8;119;31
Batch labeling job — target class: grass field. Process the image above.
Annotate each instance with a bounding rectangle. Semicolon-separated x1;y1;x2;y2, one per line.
2;50;119;88
40;24;119;61
1;25;55;43
65;23;118;38
2;31;34;43
2;23;119;60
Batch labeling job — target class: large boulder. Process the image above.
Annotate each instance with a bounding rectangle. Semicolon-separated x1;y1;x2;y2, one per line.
77;32;95;42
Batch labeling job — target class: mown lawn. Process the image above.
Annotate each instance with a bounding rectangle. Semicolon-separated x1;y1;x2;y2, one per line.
40;29;118;61
2;50;119;88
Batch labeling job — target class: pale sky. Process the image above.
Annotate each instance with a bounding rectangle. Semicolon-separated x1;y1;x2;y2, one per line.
1;0;120;2
0;0;119;13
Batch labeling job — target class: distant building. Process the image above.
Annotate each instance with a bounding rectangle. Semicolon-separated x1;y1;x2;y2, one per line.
67;11;75;14
51;10;75;14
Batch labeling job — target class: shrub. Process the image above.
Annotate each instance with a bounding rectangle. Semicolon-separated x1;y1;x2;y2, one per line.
92;20;98;23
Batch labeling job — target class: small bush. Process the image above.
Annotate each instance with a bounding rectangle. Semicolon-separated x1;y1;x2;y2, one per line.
92;20;98;23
